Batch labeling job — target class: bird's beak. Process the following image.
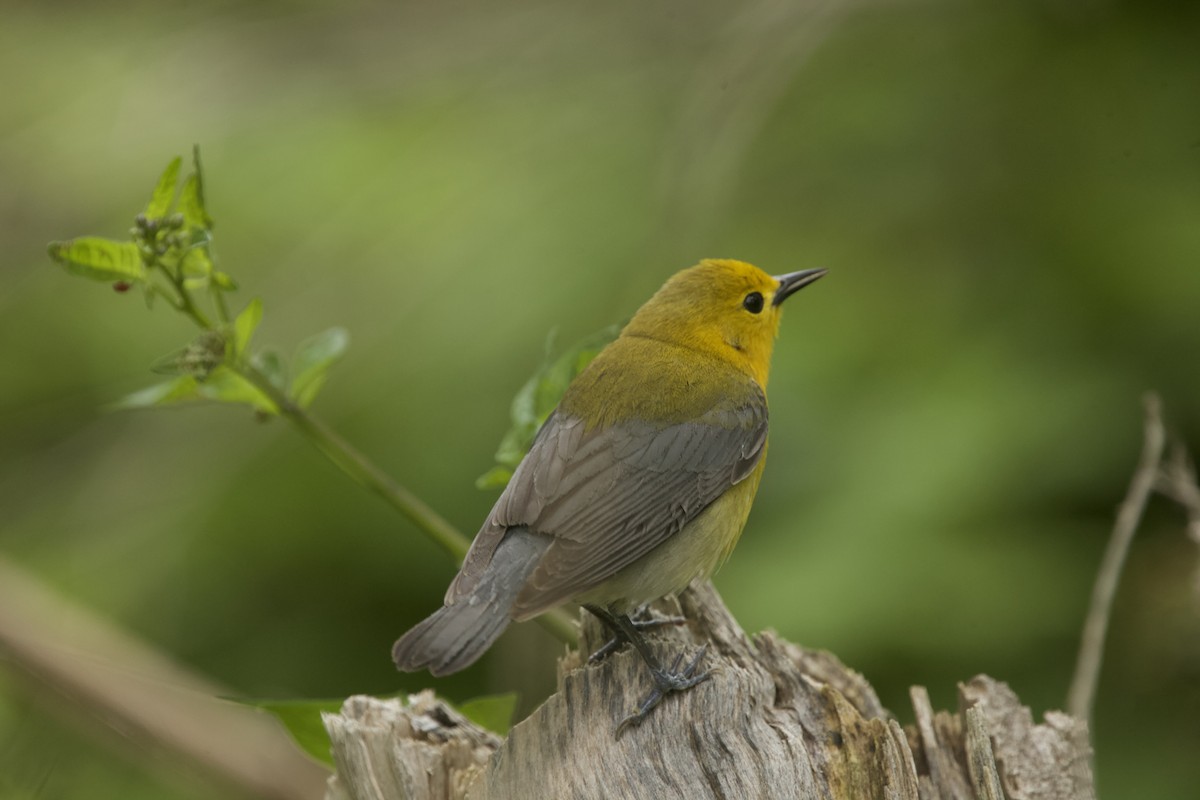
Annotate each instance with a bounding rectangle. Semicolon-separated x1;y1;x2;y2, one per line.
772;268;827;306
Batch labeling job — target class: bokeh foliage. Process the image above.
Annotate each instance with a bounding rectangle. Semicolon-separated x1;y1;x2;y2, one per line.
2;0;1199;798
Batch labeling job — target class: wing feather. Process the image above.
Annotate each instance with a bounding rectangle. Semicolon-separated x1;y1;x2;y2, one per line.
449;377;767;613
532;392;766;614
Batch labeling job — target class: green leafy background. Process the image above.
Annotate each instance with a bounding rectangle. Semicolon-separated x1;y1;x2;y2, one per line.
2;1;1199;798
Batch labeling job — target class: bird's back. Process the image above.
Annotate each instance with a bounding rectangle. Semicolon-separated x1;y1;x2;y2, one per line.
446;330;769;619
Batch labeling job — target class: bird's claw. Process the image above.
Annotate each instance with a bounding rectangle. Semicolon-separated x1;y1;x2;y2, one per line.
615;645;712;735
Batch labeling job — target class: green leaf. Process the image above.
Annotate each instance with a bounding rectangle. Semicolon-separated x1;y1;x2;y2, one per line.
108;368;275;414
181;239;214;277
235;698;341;768
291;327;349;408
180;174;211;231
152;331;227;378
491;425;530;475
212;271;238;290
197;366;278;414
252;349;288;392
48;238;144;282
108;376;200;410
140;281;159;310
233;298;263;356
477;324;619;488
474;466;514;490
188;144;214;229
457;693;518;735
505;375;539;453
144;156;182;220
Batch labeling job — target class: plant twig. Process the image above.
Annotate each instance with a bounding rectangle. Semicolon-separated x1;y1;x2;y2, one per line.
159;264;579;645
245;365;474;560
162;260;473;559
1155;444;1200;537
1066;392;1166;722
53;178;581;647
1155;444;1200;613
231;359;578;644
0;555;327;800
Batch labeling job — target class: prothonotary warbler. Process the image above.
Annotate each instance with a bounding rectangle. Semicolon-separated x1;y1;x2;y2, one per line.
392;258;825;730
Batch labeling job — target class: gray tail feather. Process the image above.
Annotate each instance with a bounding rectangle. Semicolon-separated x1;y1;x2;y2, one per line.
392;528;550;676
391;598;513;676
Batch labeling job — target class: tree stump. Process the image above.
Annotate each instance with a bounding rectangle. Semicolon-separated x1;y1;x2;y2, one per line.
322;582;1094;799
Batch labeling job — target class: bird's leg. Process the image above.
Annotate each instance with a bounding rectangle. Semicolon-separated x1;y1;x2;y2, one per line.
616;645;709;735
583;604;713;735
583;603;686;663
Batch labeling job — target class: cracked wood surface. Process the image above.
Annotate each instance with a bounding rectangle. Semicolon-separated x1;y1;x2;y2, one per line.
324;582;1094;800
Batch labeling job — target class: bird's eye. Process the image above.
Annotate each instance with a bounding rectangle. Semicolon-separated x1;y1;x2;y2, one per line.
742;291;764;314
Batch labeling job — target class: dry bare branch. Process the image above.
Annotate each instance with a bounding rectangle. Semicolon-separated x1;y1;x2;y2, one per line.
1066;392;1167;723
0;556;327;800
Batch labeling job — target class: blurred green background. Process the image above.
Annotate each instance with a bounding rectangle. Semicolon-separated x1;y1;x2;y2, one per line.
2;0;1198;797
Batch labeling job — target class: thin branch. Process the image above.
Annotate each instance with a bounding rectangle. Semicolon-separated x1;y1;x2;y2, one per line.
144;251;582;645
1066;392;1166;722
171;265;474;557
0;555;327;800
231;362;579;644
1155;444;1200;536
1155;444;1200;613
242;364;473;560
169;271;215;329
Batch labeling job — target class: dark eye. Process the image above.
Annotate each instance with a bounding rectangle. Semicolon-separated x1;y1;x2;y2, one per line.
742;291;764;314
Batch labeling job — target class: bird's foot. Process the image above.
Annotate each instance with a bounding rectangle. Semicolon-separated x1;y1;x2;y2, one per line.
587;607;686;664
615;645;712;736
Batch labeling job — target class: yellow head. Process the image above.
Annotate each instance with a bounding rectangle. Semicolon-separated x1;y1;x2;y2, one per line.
623;259;826;387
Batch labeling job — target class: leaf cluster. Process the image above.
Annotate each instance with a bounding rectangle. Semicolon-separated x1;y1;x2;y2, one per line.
47;149;348;416
476;324;619;489
45;150;588;771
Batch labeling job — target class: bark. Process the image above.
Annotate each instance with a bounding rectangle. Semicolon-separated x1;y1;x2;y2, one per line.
323;582;1094;800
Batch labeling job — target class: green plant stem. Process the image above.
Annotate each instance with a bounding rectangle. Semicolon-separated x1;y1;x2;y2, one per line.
210;281;230;325
246;367;471;559
238;363;579;645
530;602;579;645
162;265;215;330
163;267;579;646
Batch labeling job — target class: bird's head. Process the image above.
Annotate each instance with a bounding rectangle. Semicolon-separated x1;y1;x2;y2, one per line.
623;259;825;387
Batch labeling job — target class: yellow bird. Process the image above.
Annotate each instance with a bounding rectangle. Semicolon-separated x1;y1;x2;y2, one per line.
393;259;825;728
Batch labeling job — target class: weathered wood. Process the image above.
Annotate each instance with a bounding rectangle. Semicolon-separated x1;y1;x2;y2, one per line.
960;676;1093;800
324;692;498;800
324;582;1094;800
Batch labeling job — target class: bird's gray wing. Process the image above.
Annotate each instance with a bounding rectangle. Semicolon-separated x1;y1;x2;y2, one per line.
450;381;768;616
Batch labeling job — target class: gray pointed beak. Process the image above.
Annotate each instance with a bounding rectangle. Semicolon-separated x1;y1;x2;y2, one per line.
772;268;827;306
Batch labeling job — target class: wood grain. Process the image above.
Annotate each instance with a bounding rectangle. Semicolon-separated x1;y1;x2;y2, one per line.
324;582;1094;800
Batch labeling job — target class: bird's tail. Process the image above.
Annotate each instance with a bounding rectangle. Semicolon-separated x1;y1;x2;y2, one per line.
392;528;550;676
